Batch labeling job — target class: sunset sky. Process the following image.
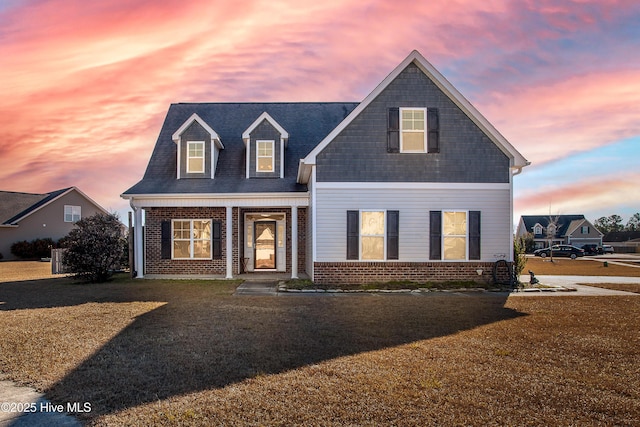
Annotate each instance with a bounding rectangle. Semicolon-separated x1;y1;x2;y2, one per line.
2;0;639;227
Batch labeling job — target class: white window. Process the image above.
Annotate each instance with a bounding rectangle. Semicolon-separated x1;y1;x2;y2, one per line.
172;219;211;259
256;140;274;172
400;108;426;152
187;141;205;173
534;224;543;235
361;211;385;260
64;205;81;222
443;211;467;260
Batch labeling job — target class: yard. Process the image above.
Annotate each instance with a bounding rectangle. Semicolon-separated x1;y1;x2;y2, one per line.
0;262;639;425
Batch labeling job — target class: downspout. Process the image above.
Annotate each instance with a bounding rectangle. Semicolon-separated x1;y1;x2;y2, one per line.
129;199;144;278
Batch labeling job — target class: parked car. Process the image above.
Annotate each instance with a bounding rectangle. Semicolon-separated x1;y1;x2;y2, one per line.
534;245;585;259
602;245;614;254
581;244;603;255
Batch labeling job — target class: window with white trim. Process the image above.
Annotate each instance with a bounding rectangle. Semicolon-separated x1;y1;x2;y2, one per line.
400;108;426;152
256;140;274;172
172;219;211;259
581;226;590;234
187;141;205;173
443;211;467;260
64;205;81;222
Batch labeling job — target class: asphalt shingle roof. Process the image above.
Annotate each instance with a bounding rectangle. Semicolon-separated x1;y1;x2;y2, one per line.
123;102;359;195
0;188;71;224
520;215;587;238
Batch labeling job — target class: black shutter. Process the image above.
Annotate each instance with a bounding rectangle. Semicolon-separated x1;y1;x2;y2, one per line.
469;211;481;260
387;107;400;153
429;211;442;260
161;221;172;259
427;108;439;153
387;210;399;260
347;211;359;260
212;221;222;259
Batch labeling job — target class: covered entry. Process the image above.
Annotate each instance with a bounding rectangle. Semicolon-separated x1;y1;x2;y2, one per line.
244;213;286;272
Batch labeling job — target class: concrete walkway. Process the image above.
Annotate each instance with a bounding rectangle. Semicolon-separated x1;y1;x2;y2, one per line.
233;281;278;296
511;275;640;296
0;380;80;427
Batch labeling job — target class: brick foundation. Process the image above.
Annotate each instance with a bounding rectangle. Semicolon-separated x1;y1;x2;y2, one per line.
313;261;512;285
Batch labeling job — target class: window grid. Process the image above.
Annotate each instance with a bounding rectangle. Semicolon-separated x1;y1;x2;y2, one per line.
400;108;426;152
64;205;81;223
172;219;212;259
256;140;274;172
187;141;205;173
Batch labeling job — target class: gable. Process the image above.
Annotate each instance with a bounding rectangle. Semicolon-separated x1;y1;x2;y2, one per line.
313;62;511;183
299;50;529;184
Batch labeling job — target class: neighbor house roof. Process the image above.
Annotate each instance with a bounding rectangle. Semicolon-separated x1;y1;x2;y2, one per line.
122;102;359;196
519;215;589;238
0;188;71;225
603;231;640;242
0;187;107;226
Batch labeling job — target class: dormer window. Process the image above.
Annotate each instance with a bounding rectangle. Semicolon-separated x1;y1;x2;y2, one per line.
257;140;274;172
172;113;223;180
243;112;289;179
533;224;543;235
187;141;205;173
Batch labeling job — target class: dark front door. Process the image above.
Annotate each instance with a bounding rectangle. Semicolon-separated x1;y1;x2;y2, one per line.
254;221;276;269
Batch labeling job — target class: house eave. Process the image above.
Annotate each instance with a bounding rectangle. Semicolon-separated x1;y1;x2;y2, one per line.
121;191;310;208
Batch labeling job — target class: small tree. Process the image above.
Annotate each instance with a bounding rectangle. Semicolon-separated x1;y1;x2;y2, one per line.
513;236;527;286
63;212;127;283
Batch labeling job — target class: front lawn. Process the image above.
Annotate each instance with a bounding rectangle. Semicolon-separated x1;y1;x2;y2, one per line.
0;274;638;425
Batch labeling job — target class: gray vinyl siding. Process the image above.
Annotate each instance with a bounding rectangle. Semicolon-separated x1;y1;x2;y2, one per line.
248;119;282;178
316;63;510;183
179;121;212;178
314;186;511;262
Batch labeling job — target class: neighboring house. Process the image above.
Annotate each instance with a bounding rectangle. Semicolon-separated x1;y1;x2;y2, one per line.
516;215;603;250
603;231;640;253
122;50;529;284
0;187;109;260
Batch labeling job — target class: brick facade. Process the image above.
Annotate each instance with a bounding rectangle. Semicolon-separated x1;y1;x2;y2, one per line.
145;206;306;277
313;261;512;286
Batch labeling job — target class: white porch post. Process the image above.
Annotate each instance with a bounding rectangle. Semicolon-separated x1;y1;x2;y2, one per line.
291;205;298;279
226;206;233;279
133;206;144;278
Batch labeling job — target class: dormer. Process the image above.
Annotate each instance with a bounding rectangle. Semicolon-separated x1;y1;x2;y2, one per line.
172;113;224;179
242;112;289;179
532;223;543;236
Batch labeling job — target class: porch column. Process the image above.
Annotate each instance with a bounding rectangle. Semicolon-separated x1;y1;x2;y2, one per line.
133;206;144;278
226;206;233;279
291;206;298;279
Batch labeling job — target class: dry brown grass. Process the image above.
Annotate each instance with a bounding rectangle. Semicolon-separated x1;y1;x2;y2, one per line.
1;273;639;426
526;256;640;276
0;260;57;282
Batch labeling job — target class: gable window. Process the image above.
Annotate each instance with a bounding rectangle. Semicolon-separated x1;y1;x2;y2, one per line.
581;226;590;234
187;141;205;173
388;107;439;153
172;219;212;259
347;210;399;261
400;108;426;152
256;140;274;172
430;210;481;260
64;205;81;222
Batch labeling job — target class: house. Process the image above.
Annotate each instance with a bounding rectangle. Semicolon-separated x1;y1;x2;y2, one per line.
121;50;529;284
603;231;640;253
516;215;603;250
0;187;110;260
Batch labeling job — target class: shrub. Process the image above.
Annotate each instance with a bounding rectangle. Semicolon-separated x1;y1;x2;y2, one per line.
10;238;55;259
62;212;127;283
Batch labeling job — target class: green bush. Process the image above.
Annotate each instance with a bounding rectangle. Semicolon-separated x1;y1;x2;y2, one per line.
10;238;55;259
62;213;127;283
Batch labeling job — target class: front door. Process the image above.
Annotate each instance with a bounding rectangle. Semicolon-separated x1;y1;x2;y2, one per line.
254;221;276;269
